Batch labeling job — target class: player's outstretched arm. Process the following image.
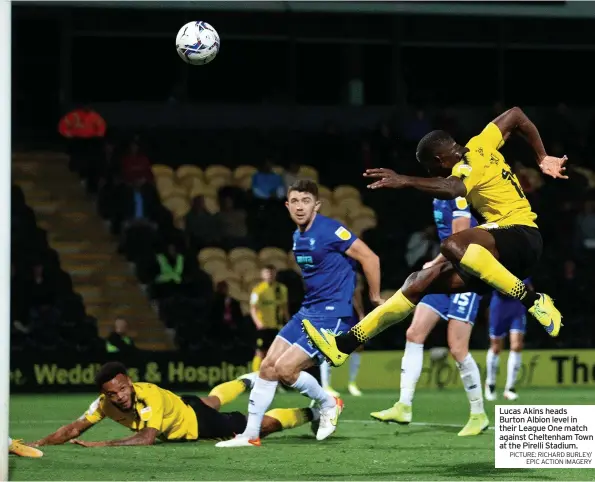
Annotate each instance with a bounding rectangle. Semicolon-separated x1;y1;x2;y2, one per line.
71;427;159;447
492;107;568;179
33;418;94;446
365;168;466;200
345;239;383;305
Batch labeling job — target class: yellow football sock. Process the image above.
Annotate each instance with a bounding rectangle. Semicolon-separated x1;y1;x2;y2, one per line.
208;380;247;406
265;408;311;430
350;290;415;343
460;244;527;299
252;355;262;372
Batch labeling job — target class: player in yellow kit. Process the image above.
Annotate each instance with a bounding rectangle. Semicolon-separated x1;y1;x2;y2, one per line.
304;106;567;371
32;362;317;447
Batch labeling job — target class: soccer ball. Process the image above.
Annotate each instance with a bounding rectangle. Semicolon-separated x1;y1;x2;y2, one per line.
175;21;220;65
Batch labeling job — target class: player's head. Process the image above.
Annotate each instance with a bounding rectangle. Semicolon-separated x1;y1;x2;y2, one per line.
286;179;321;229
416;130;461;176
96;362;134;411
261;264;277;283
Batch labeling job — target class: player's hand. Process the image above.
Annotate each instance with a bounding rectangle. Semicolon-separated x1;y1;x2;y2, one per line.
364;168;409;190
422;261;434;269
539;155;569;179
370;295;385;306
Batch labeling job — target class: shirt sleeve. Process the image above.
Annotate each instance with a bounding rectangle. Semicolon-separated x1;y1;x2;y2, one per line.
452;197;472;219
83;396;106;424
140;386;165;432
476;122;505;150
328;222;357;253
450;158;484;194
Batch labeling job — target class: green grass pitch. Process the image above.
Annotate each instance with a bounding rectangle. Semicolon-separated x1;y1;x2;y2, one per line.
9;388;592;480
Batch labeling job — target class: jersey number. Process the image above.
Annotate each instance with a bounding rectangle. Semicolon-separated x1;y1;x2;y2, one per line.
501;169;525;199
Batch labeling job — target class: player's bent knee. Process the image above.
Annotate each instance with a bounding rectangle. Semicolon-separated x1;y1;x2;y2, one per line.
259;358;278;380
406;326;425;344
274;360;300;386
449;344;468;363
440;237;467;263
510;341;523;352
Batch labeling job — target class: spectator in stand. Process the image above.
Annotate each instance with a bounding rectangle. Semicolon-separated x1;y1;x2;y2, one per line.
210;281;244;344
402;108;431;143
29;264;57;315
185;196;222;249
121;140;154;185
216;195;248;248
282;162;302;191
105;318;136;354
251;159;284;200
574;200;595;252
151;243;188;300
405;225;439;269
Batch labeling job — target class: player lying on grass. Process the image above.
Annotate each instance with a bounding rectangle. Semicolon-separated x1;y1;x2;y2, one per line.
32;362;318;447
303;106;567;366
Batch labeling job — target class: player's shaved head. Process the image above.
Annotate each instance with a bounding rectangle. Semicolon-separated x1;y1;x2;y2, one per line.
287;179;318;200
416;130;462;175
96;362;128;390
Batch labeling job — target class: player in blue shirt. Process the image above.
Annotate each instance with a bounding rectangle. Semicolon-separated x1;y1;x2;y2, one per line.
217;179;381;448
485;278;531;402
370;197;489;436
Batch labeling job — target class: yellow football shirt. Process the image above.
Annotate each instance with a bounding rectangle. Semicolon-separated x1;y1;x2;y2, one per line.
84;382;198;441
450;122;537;228
250;281;288;329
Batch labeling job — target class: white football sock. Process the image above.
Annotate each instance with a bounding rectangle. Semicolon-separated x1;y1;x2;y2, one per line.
505;351;522;391
486;348;499;386
242;377;278;439
457;353;484;414
349;352;361;384
398;341;424;406
291;371;336;410
320;361;331;389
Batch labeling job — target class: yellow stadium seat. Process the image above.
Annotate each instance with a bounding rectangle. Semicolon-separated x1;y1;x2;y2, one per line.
233;165;257;180
208;174;232;190
204;195;220;214
161;195;190;218
259;247;288;264
176;165;204;181
333;185;361;203
272;165;285;176
201;258;229;276
298;165;319;182
242;270;262;291
228;284;245;301
267;258;288;271
240;301;250;316
349;205;376;221
334;197;362;216
318;185;332;202
233;258;259;276
155;175;175;190
351;216;377;237
158;183;187;200
318;201;335;217
179;175;205;193
235;175;253;191
234;290;251;304
228;247;258;264
189;184;217;200
205;165;232;182
152;164;174;178
198;247;227;265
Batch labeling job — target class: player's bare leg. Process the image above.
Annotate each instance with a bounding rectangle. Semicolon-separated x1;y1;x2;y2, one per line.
485;337;503;401
442;228;561;336
448;320;488;436
504;332;524;400
371;304;440;424
303;262;467;366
